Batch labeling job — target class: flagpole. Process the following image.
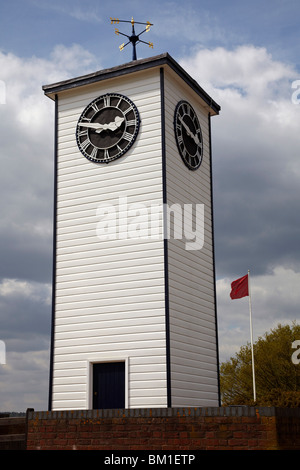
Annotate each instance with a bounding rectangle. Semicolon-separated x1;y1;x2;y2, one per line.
248;269;256;402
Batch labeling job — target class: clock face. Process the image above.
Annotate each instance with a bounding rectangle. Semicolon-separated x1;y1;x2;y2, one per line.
174;100;203;170
76;93;140;163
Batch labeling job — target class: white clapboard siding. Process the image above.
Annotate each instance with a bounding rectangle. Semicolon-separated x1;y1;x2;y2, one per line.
164;68;219;407
51;68;169;410
48;55;220;411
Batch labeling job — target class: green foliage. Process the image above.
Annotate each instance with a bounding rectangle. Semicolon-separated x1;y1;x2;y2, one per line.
220;322;300;407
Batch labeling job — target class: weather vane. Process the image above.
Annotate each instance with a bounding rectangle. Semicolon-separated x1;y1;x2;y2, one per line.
110;17;153;61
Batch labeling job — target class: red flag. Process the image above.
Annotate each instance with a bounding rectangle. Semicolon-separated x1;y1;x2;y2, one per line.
230;274;249;299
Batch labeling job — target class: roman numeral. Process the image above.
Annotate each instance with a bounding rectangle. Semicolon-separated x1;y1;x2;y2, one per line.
81;138;90;150
123;132;132;141
126;119;136;127
176;122;182;132
90;147;98;159
91;102;99;113
124;105;133;115
104;96;110;107
116;97;123;108
78;129;88;138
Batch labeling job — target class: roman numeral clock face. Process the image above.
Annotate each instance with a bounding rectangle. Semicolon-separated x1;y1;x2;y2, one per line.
174;100;203;170
76;93;140;163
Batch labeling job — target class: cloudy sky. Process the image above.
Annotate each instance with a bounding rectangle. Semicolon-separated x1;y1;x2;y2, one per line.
0;0;299;412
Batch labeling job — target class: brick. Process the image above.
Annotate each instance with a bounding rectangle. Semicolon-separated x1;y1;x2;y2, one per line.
25;407;300;451
228;438;248;447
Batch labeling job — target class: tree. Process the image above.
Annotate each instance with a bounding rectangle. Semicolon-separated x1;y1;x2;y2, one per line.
220;322;300;407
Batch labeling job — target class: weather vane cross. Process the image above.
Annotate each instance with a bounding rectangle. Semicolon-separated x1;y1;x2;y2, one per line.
110;17;153;61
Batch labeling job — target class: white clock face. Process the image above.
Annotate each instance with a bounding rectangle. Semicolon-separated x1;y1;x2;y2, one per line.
174;100;203;170
76;93;140;163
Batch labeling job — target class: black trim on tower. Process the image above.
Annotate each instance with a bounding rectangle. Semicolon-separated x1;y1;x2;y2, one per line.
160;67;172;408
208;112;221;406
48;94;58;411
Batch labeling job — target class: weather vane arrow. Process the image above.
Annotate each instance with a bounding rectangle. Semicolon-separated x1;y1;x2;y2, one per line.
110;17;153;61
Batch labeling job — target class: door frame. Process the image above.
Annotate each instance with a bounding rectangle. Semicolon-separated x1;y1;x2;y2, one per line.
86;356;129;409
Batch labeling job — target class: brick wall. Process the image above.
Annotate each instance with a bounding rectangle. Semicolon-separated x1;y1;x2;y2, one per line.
26;407;300;451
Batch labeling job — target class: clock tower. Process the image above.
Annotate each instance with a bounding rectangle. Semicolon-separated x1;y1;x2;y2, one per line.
43;53;221;411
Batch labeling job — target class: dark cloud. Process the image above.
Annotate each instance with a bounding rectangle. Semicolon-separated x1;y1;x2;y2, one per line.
0;225;53;283
0;279;51;411
213;153;300;277
0;280;51;342
182;46;300;279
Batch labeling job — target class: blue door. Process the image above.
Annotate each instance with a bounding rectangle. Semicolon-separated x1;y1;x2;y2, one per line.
93;362;125;409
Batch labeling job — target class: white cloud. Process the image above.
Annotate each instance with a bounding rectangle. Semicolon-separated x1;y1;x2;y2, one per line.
180;45;299;137
181;45;295;94
0;278;51;304
1;44;98;135
0;45;101;283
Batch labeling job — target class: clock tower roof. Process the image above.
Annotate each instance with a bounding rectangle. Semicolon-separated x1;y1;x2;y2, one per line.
42;52;220;116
